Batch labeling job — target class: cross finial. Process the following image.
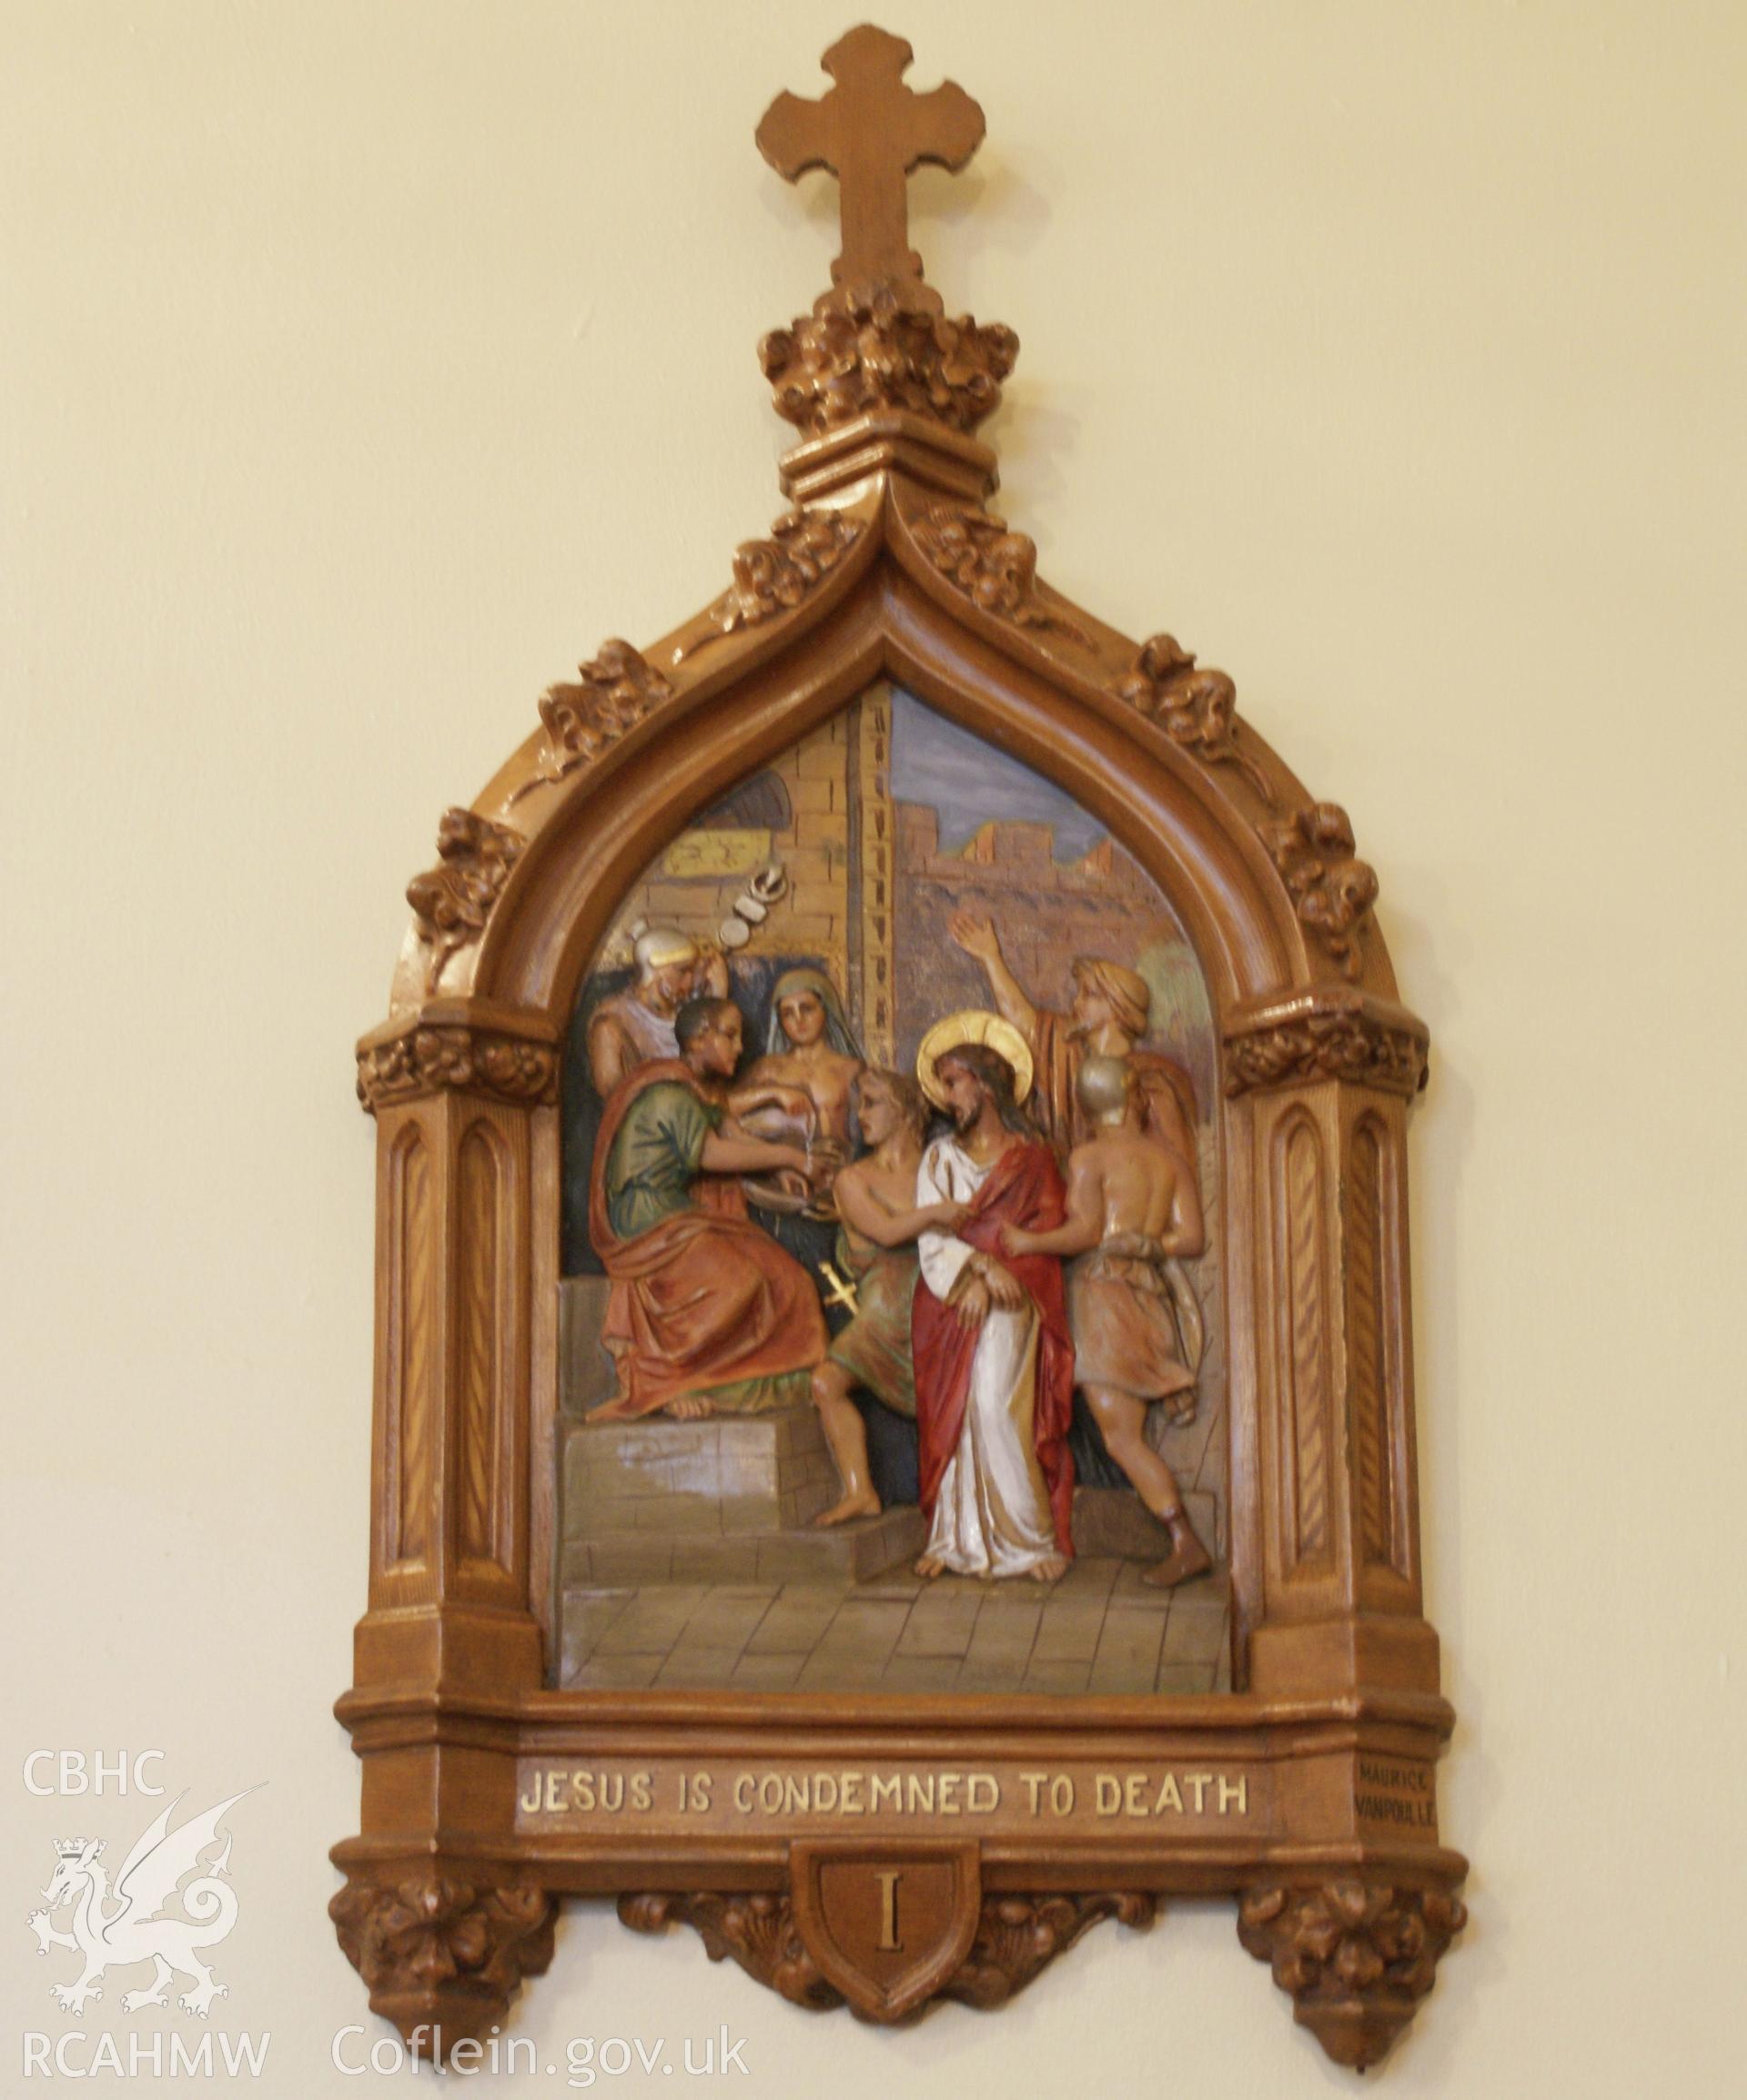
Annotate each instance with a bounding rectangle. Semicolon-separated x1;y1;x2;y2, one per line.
757;25;985;314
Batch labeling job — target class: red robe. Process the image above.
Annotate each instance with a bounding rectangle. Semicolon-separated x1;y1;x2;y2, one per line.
588;1060;826;1418
911;1136;1077;1557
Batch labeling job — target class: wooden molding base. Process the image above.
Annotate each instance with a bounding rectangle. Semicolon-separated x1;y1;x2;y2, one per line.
1237;1878;1468;2069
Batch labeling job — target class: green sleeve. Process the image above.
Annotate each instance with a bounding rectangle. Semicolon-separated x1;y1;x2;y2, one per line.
602;1083;722;1241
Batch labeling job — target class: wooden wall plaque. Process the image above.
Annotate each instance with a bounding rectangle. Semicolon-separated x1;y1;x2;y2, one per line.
333;25;1464;2071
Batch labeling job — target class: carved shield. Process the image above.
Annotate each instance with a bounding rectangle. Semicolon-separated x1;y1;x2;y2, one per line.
789;1840;982;2021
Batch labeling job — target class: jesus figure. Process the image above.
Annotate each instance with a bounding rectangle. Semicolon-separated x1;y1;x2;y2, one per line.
911;1021;1076;1581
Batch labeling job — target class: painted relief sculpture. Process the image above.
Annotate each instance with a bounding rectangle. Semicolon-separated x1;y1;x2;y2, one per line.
557;688;1224;1627
338;24;1462;2075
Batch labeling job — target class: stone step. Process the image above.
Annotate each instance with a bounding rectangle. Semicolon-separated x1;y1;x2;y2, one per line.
1069;1485;1219;1561
561;1504;927;1589
562;1404;837;1539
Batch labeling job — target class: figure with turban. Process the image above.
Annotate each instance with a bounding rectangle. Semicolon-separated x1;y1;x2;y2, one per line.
586;925;720;1098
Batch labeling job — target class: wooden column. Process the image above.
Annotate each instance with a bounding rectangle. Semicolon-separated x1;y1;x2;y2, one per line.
1227;1004;1438;1702
333;1020;560;2056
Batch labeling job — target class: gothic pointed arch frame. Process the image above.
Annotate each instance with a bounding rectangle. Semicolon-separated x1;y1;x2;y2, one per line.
334;26;1464;2075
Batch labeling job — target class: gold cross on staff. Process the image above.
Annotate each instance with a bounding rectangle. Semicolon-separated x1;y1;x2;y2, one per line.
817;1261;861;1318
757;25;985;314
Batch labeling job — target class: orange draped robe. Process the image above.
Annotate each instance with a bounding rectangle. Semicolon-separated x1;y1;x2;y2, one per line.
587;1060;826;1419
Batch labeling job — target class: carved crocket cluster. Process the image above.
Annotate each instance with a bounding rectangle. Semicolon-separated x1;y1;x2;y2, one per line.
686;508;865;654
1114;633;1275;803
329;1873;556;2048
513;640;673;802
1259;803;1380;981
910;502;1089;644
761;283;1018;436
404;809;525;992
1237;1880;1467;2070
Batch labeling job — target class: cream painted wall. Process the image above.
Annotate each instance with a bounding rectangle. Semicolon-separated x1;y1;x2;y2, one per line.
5;4;1743;2092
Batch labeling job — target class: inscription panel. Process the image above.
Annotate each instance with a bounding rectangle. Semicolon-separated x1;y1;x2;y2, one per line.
518;1756;1268;1843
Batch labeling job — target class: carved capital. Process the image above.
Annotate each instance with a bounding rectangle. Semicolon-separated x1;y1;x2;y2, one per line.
405;810;525;992
1113;633;1276;804
330;1871;556;2056
682;508;864;658
1237;1879;1467;2069
620;1887;1156;2023
910;502;1090;645
510;640;673;804
1259;803;1380;980
357;1025;558;1113
1225;1003;1428;1098
761;282;1018;436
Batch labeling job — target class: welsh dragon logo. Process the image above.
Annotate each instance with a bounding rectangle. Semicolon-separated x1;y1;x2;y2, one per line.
26;1790;255;2019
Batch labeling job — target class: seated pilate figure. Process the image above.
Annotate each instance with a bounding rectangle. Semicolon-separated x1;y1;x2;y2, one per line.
588;996;828;1420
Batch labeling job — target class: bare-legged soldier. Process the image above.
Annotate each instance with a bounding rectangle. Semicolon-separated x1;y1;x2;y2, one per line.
1000;1055;1213;1589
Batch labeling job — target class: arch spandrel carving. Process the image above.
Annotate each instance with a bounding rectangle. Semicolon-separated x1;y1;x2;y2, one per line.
338;25;1460;2075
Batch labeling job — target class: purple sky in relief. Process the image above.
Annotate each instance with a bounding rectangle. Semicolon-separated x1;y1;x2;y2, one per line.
889;687;1107;863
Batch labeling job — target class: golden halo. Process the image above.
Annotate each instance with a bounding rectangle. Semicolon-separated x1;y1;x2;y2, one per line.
915;1010;1035;1111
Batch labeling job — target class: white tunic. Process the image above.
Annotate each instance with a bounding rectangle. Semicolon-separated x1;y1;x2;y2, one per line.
915;1136;1060;1577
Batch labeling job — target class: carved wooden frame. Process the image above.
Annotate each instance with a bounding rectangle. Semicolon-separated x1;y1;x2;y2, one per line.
334;27;1463;2073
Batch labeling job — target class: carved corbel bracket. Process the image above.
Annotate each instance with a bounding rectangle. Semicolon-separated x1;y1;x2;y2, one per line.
1237;1878;1468;2070
329;1870;557;2056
